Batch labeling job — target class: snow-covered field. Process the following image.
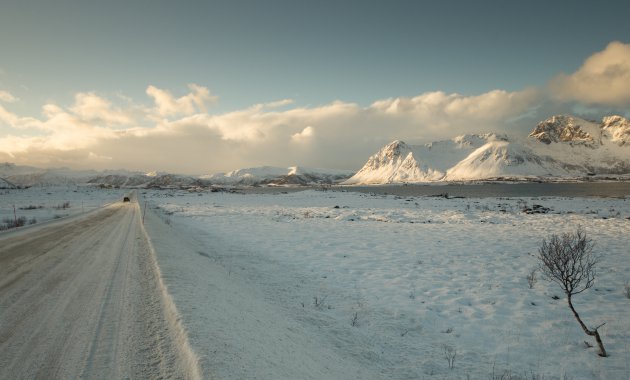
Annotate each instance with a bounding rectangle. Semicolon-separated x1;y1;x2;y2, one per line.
0;186;124;230
145;188;630;379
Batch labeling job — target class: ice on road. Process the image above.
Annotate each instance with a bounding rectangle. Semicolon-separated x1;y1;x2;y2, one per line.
0;199;200;379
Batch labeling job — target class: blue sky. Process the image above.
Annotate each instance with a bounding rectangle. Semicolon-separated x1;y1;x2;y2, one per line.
1;0;629;173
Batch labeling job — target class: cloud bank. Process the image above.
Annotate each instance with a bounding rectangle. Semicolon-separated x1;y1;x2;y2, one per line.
550;41;630;106
0;42;628;174
0;86;539;173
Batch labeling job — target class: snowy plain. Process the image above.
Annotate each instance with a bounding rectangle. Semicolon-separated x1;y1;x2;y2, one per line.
3;185;629;379
143;187;630;379
0;186;124;230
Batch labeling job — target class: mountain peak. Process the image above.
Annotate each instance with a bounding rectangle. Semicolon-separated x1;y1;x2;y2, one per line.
380;140;410;159
601;115;630;146
528;115;599;145
452;133;508;147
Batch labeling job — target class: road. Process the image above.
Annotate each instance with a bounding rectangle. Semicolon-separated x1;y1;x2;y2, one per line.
0;199;198;379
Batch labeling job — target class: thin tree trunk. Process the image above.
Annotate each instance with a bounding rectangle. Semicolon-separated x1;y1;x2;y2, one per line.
567;295;607;357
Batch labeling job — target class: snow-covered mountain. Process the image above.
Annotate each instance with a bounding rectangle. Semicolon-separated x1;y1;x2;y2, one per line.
0;162;353;188
203;166;353;186
528;115;601;145
5;114;630;187
601;115;630;146
346;115;630;184
527;115;630;174
345;134;507;184
87;166;352;188
87;173;165;188
0;164;97;187
444;140;572;181
0;163;147;187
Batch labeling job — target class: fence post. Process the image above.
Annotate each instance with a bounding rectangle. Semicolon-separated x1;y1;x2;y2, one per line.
13;204;17;226
142;201;147;224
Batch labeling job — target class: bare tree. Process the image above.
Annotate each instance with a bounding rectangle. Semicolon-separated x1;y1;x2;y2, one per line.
538;227;607;357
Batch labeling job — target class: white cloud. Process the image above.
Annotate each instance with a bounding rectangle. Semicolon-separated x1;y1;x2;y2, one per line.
0;105;18;126
0;105;42;130
0;101;119;155
13;41;630;171
369;90;539;137
146;83;217;117
12;40;630;173
87;151;113;162
549;41;630;106
0;90;18;103
0;84;543;173
70;92;134;125
263;99;295;108
291;126;315;143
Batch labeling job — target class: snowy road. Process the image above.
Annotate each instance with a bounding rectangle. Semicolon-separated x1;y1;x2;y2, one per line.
0;199;200;379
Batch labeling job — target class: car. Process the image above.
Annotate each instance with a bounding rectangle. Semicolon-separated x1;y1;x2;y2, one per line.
123;197;130;202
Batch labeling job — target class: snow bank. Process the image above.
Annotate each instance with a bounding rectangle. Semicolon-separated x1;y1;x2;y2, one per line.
138;201;203;380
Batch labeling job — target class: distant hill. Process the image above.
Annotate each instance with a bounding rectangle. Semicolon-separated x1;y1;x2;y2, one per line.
202;166;353;186
0;163;353;188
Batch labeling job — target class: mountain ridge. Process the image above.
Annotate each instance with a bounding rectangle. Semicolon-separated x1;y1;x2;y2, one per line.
345;115;630;184
0;163;354;188
3;114;630;187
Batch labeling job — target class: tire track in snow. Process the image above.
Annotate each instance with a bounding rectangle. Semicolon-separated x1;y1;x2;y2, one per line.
0;198;202;379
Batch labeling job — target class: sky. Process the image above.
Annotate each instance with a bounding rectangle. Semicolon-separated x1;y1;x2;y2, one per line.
1;0;629;174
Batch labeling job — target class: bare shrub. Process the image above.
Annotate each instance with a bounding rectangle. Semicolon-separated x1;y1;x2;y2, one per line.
2;216;27;229
313;295;328;309
350;311;359;327
624;280;630;299
537;227;607;357
526;268;537;289
442;344;456;370
54;201;71;210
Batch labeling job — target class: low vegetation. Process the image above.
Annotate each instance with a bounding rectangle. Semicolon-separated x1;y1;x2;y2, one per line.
54;201;71;210
0;216;38;231
18;204;44;210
